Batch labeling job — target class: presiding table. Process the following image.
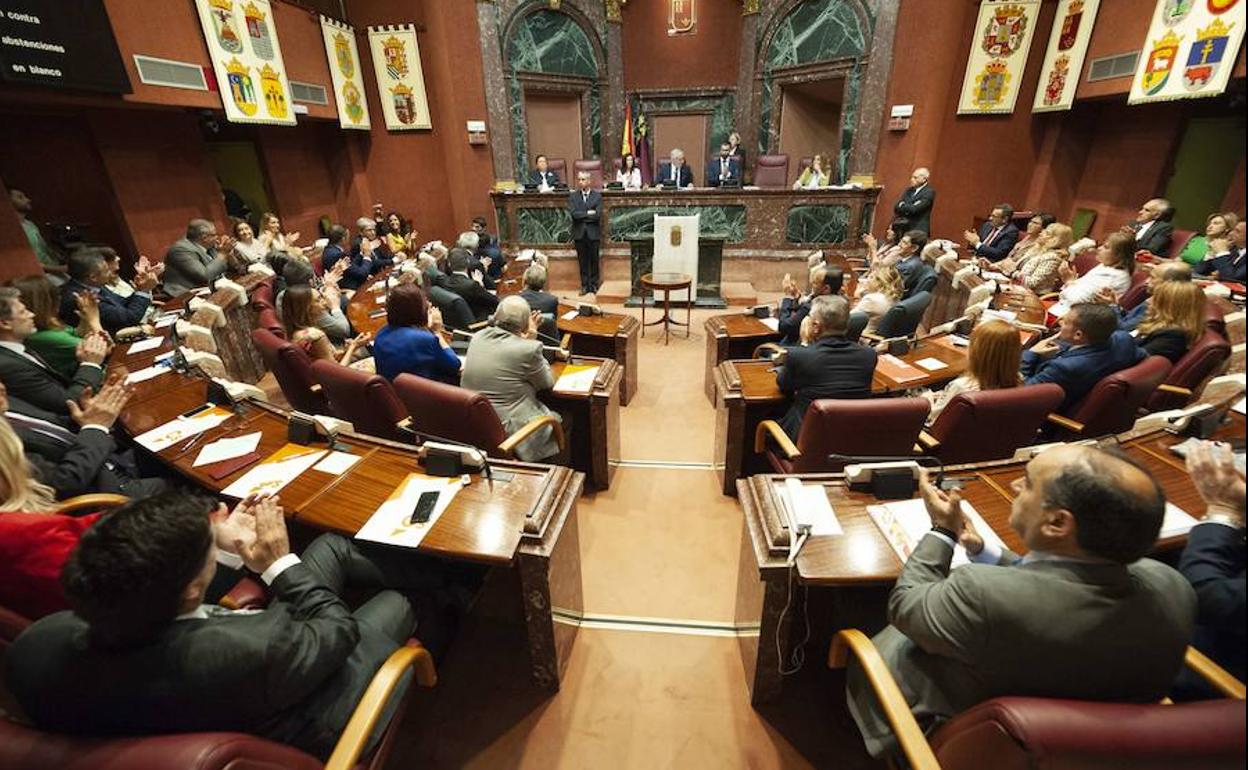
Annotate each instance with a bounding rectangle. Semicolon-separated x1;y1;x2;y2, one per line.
735;408;1247;703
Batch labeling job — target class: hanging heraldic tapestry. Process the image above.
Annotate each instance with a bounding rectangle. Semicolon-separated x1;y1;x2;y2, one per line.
194;0;296;125
1129;0;1246;105
320;16;370;130
957;0;1042;115
1033;0;1101;112
367;25;432;130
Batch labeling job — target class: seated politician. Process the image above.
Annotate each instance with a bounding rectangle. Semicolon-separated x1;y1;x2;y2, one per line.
320;224;352;280
1193;220;1246;283
778;264;843;346
162;219;231;297
461;296;562;462
921;319;1021;425
519;263;559;342
373;283;461;384
1022;302;1146;412
5;492;455;761
847;448;1194;759
58;248;158;334
793;153;831;190
963;203;1020;263
706;143;741;188
1129;197;1176;257
1133;281;1205;364
1052;230;1136;310
776;295;877;439
1099;258;1192;332
13;274;105;381
440;247;499;322
280;286;371;367
0;287;107;417
894;230;937;298
528;154;560;190
654;148;695;189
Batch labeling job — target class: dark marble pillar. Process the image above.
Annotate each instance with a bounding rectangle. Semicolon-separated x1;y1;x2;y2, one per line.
733;9;762;146
476;1;515;180
847;0;899;178
604;21;624;162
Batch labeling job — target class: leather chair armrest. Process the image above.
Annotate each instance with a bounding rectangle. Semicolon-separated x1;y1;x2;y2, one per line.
498;414;566;457
219;576;269;610
1185;646;1246;700
1156;383;1193;397
917;430;940;451
54;493;130;516
828;630;940;770
753;419;800;459
324;641;437;770
1045;413;1084;434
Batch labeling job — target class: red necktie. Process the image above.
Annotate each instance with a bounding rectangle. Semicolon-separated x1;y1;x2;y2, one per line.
984;227;1002;246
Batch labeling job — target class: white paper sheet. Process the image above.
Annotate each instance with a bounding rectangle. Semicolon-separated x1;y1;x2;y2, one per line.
154;314;179;329
220;447;327;499
867;497;1005;569
192;432;262;467
760;317;781;332
776;478;842;536
313;451;361;476
1233;397;1245;416
125;365;170;385
1160;503;1199;541
914;357;948;372
561;310;579;320
354;475;461;549
981;308;1018;324
134;408;233;452
126;337;166;355
554;365;599;394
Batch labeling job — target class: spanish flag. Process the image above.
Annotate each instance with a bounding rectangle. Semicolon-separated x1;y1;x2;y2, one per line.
621;100;634;158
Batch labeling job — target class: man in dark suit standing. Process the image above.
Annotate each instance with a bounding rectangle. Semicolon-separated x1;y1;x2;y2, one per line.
1129;198;1176;257
569;171;602;295
963;203;1019;262
776;295;877;439
893;167;934;235
59;248;158;334
654;148;695;188
0;287;106;416
527;154;560;190
706;143;742;188
439;248;499;322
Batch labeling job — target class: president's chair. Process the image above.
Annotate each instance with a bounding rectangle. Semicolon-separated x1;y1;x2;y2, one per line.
830;629;1245;770
252;328;329;415
1047;356;1172;440
753;155;790;189
391;374;565;459
920;384;1065;464
1144;329;1232;412
573;159;604;190
754;398;929;474
546;158;567;183
310;360;409;441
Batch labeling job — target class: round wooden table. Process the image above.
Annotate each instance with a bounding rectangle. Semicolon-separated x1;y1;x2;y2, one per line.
640;272;693;345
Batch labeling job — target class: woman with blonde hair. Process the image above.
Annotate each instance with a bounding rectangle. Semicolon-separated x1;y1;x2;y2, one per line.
1054;230;1135;307
1000;222;1074;293
852;265;905;334
793;154;830;190
922;320;1022;424
1135;281;1206;363
1177;212;1239;266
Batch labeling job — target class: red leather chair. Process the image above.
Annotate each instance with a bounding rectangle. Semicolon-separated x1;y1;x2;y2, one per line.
573;159;604;190
1206;301;1226;336
249;279;275;312
391;374;565;459
753;154;790;189
252;329;329;415
546;158;567;183
311;360;409;441
1073;248;1101;276
1049;356;1172;439
921;384;1065;464
255;307;285;339
1117;269;1151;311
1145;328;1232;412
754;398;930;474
1169;228;1196;259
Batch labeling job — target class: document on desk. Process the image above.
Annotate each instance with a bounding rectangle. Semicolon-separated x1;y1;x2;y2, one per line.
192;431;261;467
981;308;1017;324
759;317;781;332
867;498;1004;569
554;364;599;394
312;450;361;476
127;337;166;355
876;354;927;383
220;444;326;499
775;478;841;536
914;357;948;372
125;365;171;385
561;309;580;321
134;406;234;452
154;314;180;329
1160;503;1199;540
355;474;461;549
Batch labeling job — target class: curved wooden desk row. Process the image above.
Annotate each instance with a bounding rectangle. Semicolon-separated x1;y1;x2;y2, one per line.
734;409;1246;704
110;362;585;690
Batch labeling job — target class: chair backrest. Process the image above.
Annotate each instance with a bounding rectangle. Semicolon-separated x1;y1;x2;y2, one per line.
0;603;31;652
877;291;932;339
310;359;408;440
929;696;1246;770
572;159;604;190
1205;300;1226;336
1169;228;1195;258
753;154;790;189
254;307;285;339
846;310;869;343
546;158;566;180
1073;248;1100;276
1064;356;1172;438
392;374;509;455
427;285;475;331
1145;328;1231;412
790;398;930;473
612;157;623;172
249;279;275;312
927;384;1065;464
309;252;324;277
1117;270;1150;310
251;328;328;415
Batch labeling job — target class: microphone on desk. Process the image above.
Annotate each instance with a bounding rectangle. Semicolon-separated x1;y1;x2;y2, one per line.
413;430;493;482
833;454;945;499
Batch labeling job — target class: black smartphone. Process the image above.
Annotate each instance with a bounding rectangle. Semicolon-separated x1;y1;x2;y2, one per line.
181;403;213;419
408;491;440;525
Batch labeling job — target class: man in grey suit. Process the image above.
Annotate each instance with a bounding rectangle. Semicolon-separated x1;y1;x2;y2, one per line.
848;445;1196;759
461;296;562;462
161;219;231;296
519;263;560;343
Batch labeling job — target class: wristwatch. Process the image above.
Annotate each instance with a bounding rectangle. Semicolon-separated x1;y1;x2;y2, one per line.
931;525;959;541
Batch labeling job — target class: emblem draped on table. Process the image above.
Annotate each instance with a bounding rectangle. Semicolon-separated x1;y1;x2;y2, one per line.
1033;0;1102;113
958;0;1042;115
320;16;371;130
193;0;296;125
1130;0;1245;104
367;25;432;131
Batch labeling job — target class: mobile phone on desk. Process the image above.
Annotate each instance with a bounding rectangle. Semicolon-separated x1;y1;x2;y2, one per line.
408;491;440;525
180;403;213;419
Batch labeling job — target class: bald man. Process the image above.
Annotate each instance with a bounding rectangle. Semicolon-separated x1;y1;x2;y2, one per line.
893;167;934;235
1130;198;1175;257
848;446;1196;759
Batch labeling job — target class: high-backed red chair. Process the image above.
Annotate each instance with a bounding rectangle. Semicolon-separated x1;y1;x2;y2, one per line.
830;629;1246;770
754;398;930;474
1205;301;1226;336
1117;269;1151;310
1073;248;1101;276
250;279;275;312
546;158;567;183
921;384;1064;464
255;307;285;339
391;374;564;459
1049;356;1172;439
753;154;790;189
251;329;329;415
573;159;604;190
1145;329;1232;412
1169;228;1196;259
310;360;408;441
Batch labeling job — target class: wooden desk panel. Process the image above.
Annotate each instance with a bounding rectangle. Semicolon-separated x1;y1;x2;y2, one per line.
557;304;639;407
703;314;781;404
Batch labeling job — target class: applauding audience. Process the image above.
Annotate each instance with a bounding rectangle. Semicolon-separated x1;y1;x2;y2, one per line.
59;247;158;333
963;203;1019;262
1178;212;1238;266
0;287;107;416
281;286;370;366
1193;219;1245;283
993;222;1073;294
163;219;231;296
373;284;461;384
778;265;842;346
851;265;904;336
1054;231;1135;308
12;275;105;380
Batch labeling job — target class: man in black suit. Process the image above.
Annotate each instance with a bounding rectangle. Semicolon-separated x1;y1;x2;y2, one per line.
527;154;560;190
439;247;499;322
5;493;454;760
519;263;560;342
894;230;937;298
0;287;106;416
963;203;1019;262
776;295;877;439
706;143;742;188
777;265;843;346
654;148;695;188
1130;198;1176;257
59;248;158;334
569;171;602;295
892;167;934;235
471;216;504;277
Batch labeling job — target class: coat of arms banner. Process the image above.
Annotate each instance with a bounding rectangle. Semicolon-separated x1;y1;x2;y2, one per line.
1032;0;1101;113
320;16;371;130
957;0;1042;115
1129;0;1246;105
194;0;296;126
367;24;432;131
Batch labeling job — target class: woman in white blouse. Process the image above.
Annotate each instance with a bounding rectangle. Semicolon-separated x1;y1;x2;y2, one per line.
258;212;301;256
231;220;271;272
1053;230;1135;307
793;154;830;190
852;264;904;334
616;153;643;190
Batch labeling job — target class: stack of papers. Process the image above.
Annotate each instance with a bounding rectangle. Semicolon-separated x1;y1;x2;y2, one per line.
193;432;262;467
312;451;361;476
220;444;327;498
355;474;461;549
914;357;948;372
125;365;171;385
126;337;166;355
759;317;781;332
554;364;599;394
867;498;1005;568
135;406;234;452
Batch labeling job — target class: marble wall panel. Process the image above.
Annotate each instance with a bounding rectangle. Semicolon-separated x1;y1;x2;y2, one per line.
786;204;850;243
608;204;746;242
765;0;870;69
635;93;736;152
518;206;573;243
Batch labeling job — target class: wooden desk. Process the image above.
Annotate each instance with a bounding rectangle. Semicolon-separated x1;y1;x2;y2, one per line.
712;336;969;496
735;411;1246;703
117;375;586;689
926;256;1048;330
556;304;640;407
703;314;781;403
